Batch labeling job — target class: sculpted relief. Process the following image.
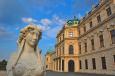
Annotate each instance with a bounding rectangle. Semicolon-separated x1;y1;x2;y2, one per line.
6;24;44;76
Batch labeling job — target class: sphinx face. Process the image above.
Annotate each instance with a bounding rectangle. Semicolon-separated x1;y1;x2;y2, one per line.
26;30;39;47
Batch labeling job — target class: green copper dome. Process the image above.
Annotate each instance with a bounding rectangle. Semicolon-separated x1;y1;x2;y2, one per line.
67;16;79;26
46;48;54;54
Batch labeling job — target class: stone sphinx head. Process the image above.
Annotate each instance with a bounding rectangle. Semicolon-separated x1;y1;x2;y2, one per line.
6;24;44;76
17;24;42;48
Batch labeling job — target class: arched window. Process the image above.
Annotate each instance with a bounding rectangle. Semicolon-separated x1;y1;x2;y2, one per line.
69;45;74;54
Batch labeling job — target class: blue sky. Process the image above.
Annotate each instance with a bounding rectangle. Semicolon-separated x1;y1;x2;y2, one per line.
0;0;99;60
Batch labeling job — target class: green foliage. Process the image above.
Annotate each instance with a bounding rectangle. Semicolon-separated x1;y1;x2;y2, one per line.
0;60;7;70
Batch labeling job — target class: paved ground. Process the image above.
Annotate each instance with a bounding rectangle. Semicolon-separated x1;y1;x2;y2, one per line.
0;71;115;76
44;72;115;76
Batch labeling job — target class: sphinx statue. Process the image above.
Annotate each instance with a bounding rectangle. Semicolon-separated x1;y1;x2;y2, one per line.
6;24;44;76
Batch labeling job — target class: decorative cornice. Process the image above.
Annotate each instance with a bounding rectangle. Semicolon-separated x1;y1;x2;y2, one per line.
79;0;111;26
56;26;78;38
55;37;77;47
78;44;115;57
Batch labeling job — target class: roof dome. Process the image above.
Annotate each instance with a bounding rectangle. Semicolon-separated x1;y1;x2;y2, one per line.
66;16;79;26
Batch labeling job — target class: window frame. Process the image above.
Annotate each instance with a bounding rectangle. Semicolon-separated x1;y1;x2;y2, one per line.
97;14;101;23
84;26;86;33
85;59;88;69
91;39;95;50
110;30;115;44
106;7;112;16
79;43;81;54
101;57;107;69
113;55;115;63
79;60;82;69
90;21;93;28
69;45;74;54
69;32;73;37
92;58;96;69
84;42;87;52
99;34;104;48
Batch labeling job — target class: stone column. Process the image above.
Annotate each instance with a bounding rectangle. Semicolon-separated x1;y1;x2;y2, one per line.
56;59;58;71
65;59;68;72
54;60;55;71
58;59;59;72
60;58;62;72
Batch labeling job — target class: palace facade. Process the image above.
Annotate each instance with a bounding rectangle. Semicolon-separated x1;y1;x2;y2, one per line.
45;0;115;75
78;0;115;75
45;18;80;72
45;51;56;71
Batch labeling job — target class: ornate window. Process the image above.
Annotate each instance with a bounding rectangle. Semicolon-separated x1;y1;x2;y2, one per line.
46;65;48;68
113;55;115;63
90;21;92;28
97;15;101;23
79;43;81;54
62;46;64;54
63;34;64;40
101;57;107;69
106;7;112;16
84;42;87;52
92;58;96;69
99;34;104;48
110;30;115;44
79;60;82;69
69;32;73;37
84;26;86;33
85;59;88;69
91;39;95;50
69;45;74;54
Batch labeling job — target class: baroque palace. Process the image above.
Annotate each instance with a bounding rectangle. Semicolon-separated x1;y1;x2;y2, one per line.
45;0;115;75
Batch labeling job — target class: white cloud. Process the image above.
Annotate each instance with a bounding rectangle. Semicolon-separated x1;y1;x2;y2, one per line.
22;17;38;23
21;15;65;39
77;13;83;19
37;24;50;31
19;16;65;40
46;26;62;38
52;15;65;26
40;18;52;26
